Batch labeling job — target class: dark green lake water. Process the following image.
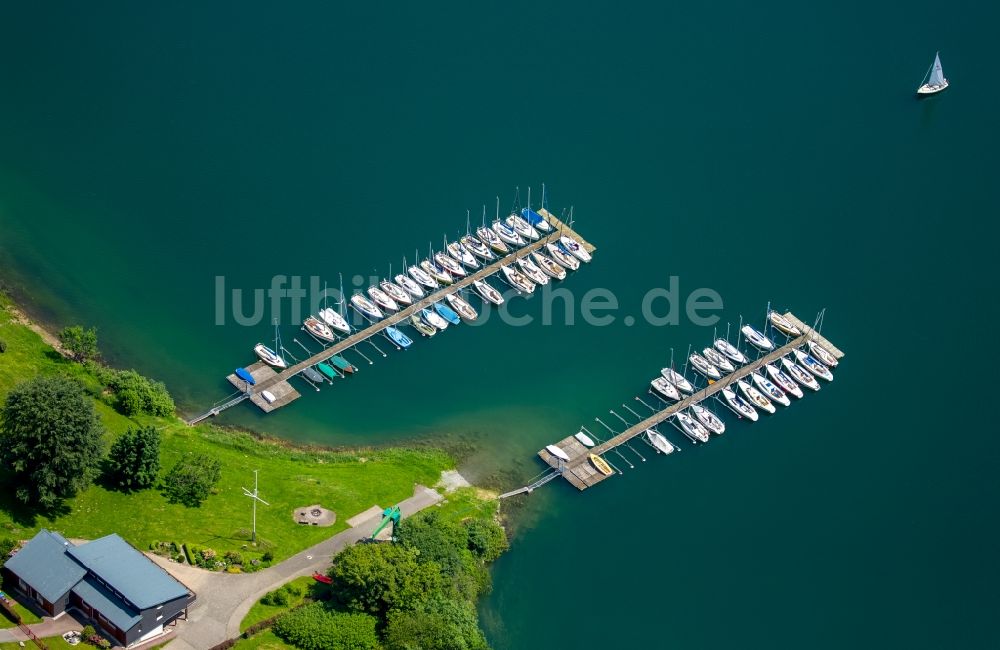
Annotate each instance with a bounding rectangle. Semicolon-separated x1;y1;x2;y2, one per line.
2;2;998;647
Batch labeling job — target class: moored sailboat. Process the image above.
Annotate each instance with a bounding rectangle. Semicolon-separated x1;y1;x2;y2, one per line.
714;338;748;364
421;307;449;331
741;325;775;351
304;316;335;343
808;341;839;367
559;236;591;262
445;293;478;321
765;363;804;399
703;347;735;373
385;326;413;349
409;264;440;290
351;294;384;320
545;242;580;270
461;234;495;261
691;404;725;435
409;313;437;337
477;225;509;254
722;387;759;421
651;376;681;401
492;220;525;246
254;343;286;369
737;379;775;414
751;372;790;407
472;279;504;305
395;273;425;299
367;286;399;312
531;251;567;280
420;260;453;285
768;311;802;337
781;356;821;391
688;353;722;380
660;367;694;394
500;265;535;293
380;280;413;306
794;349;834;381
675;412;710;443
645;429;676;454
319;308;351;335
516;256;549;285
506;213;539;240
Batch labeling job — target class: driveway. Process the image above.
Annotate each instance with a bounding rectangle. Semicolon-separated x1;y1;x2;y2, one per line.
161;484;442;650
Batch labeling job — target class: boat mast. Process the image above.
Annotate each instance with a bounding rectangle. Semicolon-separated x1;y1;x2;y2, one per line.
495;196;500;224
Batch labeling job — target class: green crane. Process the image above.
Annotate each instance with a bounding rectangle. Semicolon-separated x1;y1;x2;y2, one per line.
364;505;401;543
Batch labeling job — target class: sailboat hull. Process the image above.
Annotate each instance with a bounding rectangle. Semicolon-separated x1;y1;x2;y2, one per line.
916;81;949;96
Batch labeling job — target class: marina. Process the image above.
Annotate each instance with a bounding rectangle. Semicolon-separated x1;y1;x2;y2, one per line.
189;203;594;423
504;311;845;495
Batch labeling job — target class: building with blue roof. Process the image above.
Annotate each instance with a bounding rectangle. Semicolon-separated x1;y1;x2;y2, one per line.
2;530;194;647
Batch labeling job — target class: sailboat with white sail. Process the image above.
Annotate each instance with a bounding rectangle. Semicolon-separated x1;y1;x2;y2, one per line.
916;52;949;96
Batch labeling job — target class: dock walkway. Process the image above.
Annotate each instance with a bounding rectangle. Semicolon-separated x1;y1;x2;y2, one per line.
534;312;844;491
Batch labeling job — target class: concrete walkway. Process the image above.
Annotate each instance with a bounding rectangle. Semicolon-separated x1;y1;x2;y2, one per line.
0;611;83;644
162;484;442;650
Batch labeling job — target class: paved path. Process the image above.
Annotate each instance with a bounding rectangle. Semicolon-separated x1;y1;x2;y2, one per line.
162;485;442;650
0;611;83;643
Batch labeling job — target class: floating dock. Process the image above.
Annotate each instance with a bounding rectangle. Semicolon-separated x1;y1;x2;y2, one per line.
188;207;594;424
534;312;844;491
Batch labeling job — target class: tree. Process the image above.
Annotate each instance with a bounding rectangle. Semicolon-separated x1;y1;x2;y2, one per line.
385;595;489;650
327;542;443;619
162;453;221;507
104;369;174;417
58;325;99;362
106;426;161;491
0;376;105;508
272;604;380;650
465;519;509;563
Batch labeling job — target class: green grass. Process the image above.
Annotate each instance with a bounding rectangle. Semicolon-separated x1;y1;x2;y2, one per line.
0;597;44;629
239;576;320;633
0;298;454;565
433;487;500;525
0;635;76;650
232;629;295;650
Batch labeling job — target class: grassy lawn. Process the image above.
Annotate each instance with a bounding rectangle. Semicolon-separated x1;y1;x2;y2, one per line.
0;597;44;629
239;576;323;633
232;629;295;650
0;297;453;565
0;636;76;650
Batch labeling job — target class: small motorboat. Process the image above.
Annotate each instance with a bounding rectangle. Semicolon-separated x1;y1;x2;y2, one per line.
492;220;525;246
751;372;791;407
380;280;413;306
395;274;425;299
316;362;339;380
769;311;802;337
351;294;384;320
645;429;676;454
447;241;479;269
501;265;535;293
781;356;821;391
472;279;504;305
737;379;775;414
741;325;775;351
546;444;570;462
330;355;357;374
521;207;553;232
589;453;614;476
675;412;710;443
794;350;834;381
410;313;437;337
261;390;277;404
691;404;725;435
546;242;580;270
506;213;539;240
386;326;413;349
434;252;467;277
478;225;510;254
765;363;803;399
420;260;453;285
714;338;748;364
461;234;495;261
559;236;592;262
516;256;549;285
408;264;440;290
421;307;449;331
660;367;694;394
689;353;721;380
319;308;351;335
304;316;335;343
651;377;681;401
254;343;287;369
575;431;596;447
808;341;839;367
433;301;461;326
367;286;399;312
703;347;735;373
722;387;759;421
531;251;567;280
302;366;324;383
235;367;256;386
445;293;478;321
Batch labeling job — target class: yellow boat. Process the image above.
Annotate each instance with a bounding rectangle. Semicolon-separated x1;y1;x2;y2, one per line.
589;453;613;476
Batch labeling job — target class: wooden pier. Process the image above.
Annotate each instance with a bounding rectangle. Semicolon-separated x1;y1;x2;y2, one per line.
535;312;844;491
187;209;594;423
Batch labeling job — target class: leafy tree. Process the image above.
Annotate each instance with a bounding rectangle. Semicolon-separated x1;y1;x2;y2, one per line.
465;519;509;563
106;425;161;491
0;538;17;566
327;542;443;619
272;604;379;650
0;376;105;507
104;369;174;417
385;595;489;650
397;511;489;600
162;453;221;507
58;325;99;362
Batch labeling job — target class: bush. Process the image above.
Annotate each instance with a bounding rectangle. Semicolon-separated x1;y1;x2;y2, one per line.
224;550;243;566
81;625;95;640
0;538;16;566
106;425;161;491
0;339;7;353
261;589;290;607
465;519;509;563
262;550;274;563
103;369;174;417
162;453;221;507
58;325;98;362
272;604;379;650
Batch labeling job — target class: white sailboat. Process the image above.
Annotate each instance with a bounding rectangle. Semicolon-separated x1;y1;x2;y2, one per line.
714;338;748;364
546;242;580;270
500;265;535;293
722;387;759;421
691;404;725;435
559;236;592;262
703;347;735;373
916;52;949;96
492;220;525;246
531;251;567;280
351;294;384;320
650;376;681;401
395;273;425;299
367;286;399;312
461;234;495;261
516;256;549;285
445;293;478;321
645;429;676;454
675;412;710;443
808;341;839;367
781;356;821;391
768;311;802;337
737;379;776;414
751;372;790;407
380;280;413;306
319;307;351;335
794;349;834;381
660;367;694;394
420;259;453;285
688;353;722;380
472;279;504;305
765;363;804;399
506;213;539;240
434;252;466;277
421;307;449;331
546;445;570;462
408;264;440;290
477;225;509;254
741;325;775;351
447;241;479;269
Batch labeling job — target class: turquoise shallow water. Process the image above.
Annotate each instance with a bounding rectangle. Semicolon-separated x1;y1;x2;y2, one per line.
2;2;999;647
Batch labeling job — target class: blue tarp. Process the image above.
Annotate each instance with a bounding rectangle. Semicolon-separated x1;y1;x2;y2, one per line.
235;368;256;385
